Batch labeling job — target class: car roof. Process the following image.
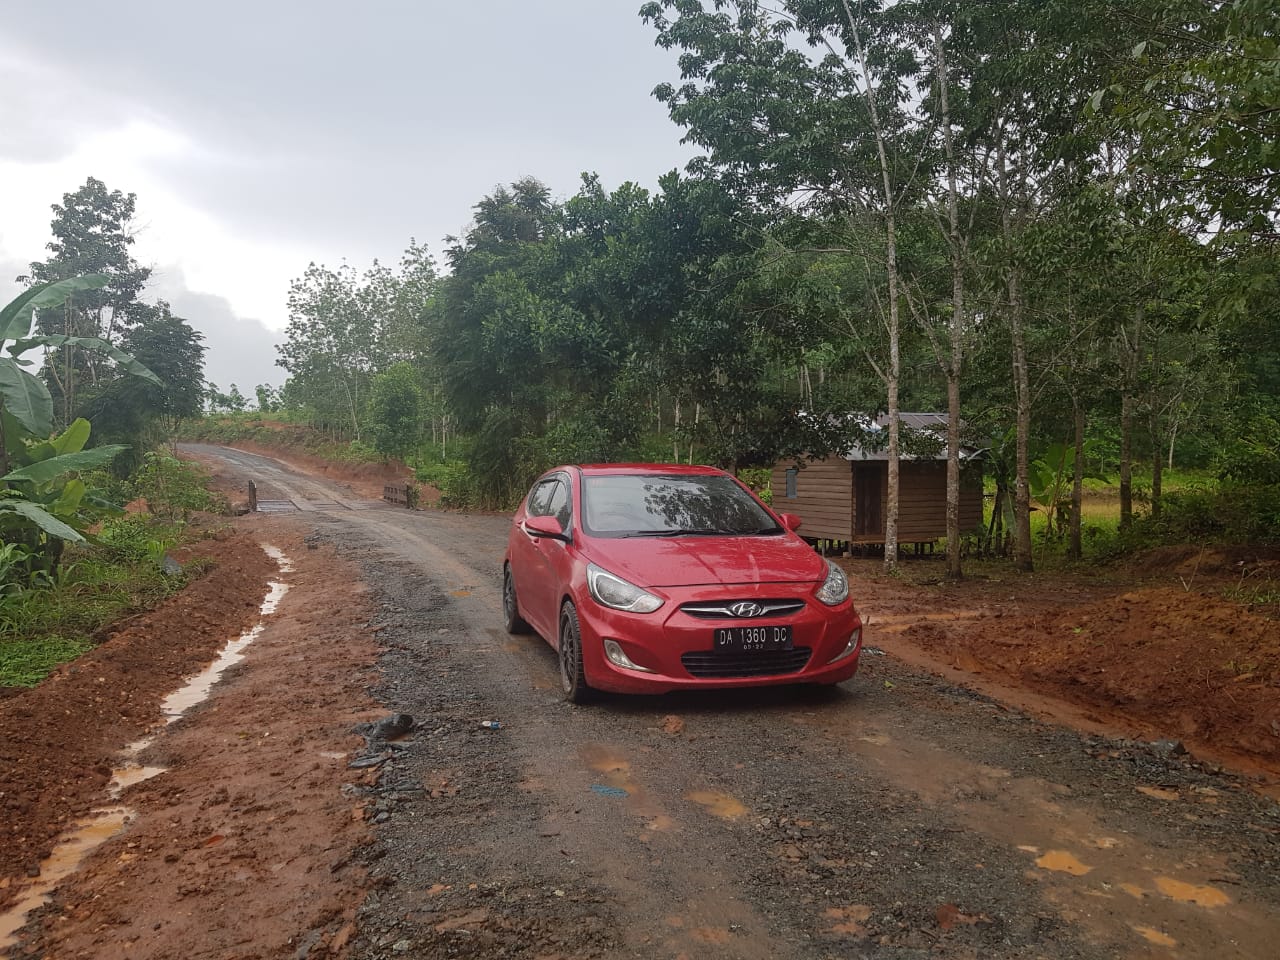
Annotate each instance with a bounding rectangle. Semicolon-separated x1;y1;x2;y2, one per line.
572;463;726;477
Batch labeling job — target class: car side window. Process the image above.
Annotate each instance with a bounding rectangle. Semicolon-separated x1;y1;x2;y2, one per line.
547;479;571;529
527;480;556;518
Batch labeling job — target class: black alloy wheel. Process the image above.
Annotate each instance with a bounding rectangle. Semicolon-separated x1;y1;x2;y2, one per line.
502;564;532;635
558;602;592;704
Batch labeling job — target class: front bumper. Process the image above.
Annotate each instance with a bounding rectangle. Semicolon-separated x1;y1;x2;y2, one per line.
574;582;862;695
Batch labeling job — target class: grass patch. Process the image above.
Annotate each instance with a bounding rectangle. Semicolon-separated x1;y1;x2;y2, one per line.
0;635;95;687
0;527;188;689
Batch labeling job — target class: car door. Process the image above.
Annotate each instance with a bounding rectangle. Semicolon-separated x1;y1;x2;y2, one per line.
539;476;577;640
515;477;566;638
511;478;557;637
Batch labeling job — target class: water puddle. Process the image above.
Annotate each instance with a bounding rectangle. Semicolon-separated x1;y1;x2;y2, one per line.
0;545;291;954
1035;850;1094;876
577;744;671;827
1133;925;1177;947
1154;876;1231;908
580;745;634;794
687;790;749;820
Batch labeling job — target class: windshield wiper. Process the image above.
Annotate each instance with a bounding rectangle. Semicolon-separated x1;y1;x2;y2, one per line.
619;528;740;538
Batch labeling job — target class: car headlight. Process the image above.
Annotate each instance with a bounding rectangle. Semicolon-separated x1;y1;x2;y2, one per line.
815;560;849;606
586;563;663;614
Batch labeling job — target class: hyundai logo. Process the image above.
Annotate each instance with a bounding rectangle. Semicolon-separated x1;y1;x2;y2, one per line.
729;601;763;618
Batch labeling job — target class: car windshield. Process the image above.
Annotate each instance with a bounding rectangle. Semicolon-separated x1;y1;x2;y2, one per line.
582;474;783;538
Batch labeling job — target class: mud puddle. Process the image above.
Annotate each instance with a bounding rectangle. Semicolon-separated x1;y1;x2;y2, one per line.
0;545;292;953
828;720;1277;956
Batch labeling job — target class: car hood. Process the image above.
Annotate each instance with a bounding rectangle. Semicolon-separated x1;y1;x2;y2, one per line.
584;533;828;587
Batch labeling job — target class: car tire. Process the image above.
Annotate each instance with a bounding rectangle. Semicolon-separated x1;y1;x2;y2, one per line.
558;602;593;704
503;564;532;635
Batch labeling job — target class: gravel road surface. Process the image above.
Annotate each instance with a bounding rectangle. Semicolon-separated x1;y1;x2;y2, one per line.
182;445;1280;959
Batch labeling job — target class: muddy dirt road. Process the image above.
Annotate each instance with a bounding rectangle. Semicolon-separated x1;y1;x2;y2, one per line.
8;444;1280;959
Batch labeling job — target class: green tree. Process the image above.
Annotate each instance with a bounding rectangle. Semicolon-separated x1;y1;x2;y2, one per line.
21;177;152;427
367;362;423;460
1092;0;1280;240
225;384;247;413
79;302;206;466
254;384;280;412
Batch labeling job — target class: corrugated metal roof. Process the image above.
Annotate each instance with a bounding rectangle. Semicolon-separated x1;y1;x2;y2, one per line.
843;412;983;462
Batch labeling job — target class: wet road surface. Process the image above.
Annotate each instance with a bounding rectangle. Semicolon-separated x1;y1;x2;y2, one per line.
187;444;1280;959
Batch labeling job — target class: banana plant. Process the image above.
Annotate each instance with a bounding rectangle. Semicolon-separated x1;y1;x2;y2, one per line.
1;418;127;543
1;276;159;568
0;274;160;442
1029;441;1108;540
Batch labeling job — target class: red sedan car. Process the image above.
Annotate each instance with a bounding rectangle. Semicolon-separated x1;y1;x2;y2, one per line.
502;464;863;701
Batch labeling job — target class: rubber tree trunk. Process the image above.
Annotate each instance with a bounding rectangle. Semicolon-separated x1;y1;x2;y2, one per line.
997;139;1033;572
840;0;901;571
935;21;964;580
1069;401;1084;561
1118;310;1142;531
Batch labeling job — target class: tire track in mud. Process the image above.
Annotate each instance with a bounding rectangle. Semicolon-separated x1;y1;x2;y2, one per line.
192;446;1280;959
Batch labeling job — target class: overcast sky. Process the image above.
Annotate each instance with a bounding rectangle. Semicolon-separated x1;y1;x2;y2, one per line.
0;1;696;390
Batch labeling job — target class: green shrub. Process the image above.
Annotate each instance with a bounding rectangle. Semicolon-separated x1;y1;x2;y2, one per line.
96;515;183;565
415;460;481;509
1217;414;1280;487
1131;484;1280;546
130;453;225;520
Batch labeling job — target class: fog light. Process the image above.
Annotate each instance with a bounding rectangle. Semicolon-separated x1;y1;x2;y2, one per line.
829;626;862;664
603;639;654;673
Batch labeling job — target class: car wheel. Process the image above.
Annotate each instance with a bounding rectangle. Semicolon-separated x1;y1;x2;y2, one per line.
503;564;532;635
558;602;592;704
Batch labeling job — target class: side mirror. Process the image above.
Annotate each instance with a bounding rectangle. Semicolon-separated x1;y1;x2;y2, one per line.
523;514;567;539
779;512;802;532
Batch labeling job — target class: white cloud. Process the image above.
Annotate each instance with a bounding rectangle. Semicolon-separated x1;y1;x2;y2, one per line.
0;116;306;331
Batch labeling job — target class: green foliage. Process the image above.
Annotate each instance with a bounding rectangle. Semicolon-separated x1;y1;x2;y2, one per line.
414;459;479;509
80;303;207;469
367;362;423;459
1217;414;1280;486
0;516;187;687
1092;0;1280;239
129;453;225;522
277;243;439;440
0;542;33;597
254;384;280;412
1133;484;1280;546
22;178;163;431
0;413;126;580
0;635;94;688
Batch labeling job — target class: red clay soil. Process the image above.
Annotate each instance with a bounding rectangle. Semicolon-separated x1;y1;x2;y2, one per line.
9;521;382;959
849;549;1280;784
0;529;277;905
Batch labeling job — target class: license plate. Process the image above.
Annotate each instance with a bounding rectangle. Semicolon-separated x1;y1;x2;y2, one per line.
713;625;793;652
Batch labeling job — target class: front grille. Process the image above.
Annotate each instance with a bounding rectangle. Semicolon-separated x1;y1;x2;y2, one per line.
681;647;813;679
680;599;806;620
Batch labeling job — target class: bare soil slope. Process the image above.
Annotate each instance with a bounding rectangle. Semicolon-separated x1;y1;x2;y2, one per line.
849;550;1280;784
